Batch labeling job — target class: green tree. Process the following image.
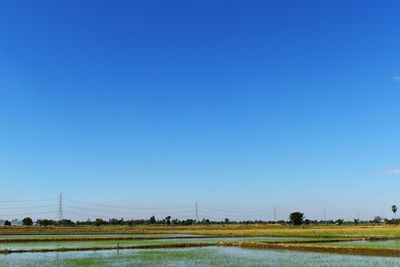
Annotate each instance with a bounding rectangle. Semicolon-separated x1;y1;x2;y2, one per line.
289;212;304;226
4;220;11;226
373;216;382;224
22;217;33;226
149;216;156;224
335;219;344;225
94;218;105;227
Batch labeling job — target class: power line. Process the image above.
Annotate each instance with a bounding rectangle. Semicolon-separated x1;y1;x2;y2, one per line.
0;198;57;203
1;196;380;221
63;205;193;215
198;205;271;215
0;211;55;217
198;209;269;217
0;205;55;210
64;198;193;210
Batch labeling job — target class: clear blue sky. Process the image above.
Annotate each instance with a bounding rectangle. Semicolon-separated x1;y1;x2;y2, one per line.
0;0;399;221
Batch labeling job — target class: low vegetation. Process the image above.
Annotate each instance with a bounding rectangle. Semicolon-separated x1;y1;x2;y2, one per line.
2;223;400;257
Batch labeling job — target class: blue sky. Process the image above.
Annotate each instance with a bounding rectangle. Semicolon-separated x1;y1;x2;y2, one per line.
0;0;399;221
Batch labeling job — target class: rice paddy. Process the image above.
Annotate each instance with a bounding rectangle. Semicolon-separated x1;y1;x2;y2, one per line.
2;247;400;267
1;225;400;266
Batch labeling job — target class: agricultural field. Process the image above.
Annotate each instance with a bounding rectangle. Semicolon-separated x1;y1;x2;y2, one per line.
2;247;400;267
1;224;400;266
4;223;400;238
0;236;307;252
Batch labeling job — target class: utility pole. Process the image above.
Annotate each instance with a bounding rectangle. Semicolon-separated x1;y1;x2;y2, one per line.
58;193;63;220
273;206;277;221
323;209;326;221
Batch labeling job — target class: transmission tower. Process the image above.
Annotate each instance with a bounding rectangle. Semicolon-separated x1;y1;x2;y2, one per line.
195;201;198;222
58;193;63;220
273;206;277;221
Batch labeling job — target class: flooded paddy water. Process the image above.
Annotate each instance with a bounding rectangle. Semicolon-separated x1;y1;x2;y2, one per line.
1;247;400;267
0;236;305;251
0;233;197;240
1;233;400;266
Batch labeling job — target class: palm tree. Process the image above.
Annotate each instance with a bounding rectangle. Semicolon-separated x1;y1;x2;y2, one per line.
392;205;398;219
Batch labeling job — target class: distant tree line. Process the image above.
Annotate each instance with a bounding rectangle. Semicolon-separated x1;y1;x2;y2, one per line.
2;207;400;226
0;218;392;227
34;217;198;227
